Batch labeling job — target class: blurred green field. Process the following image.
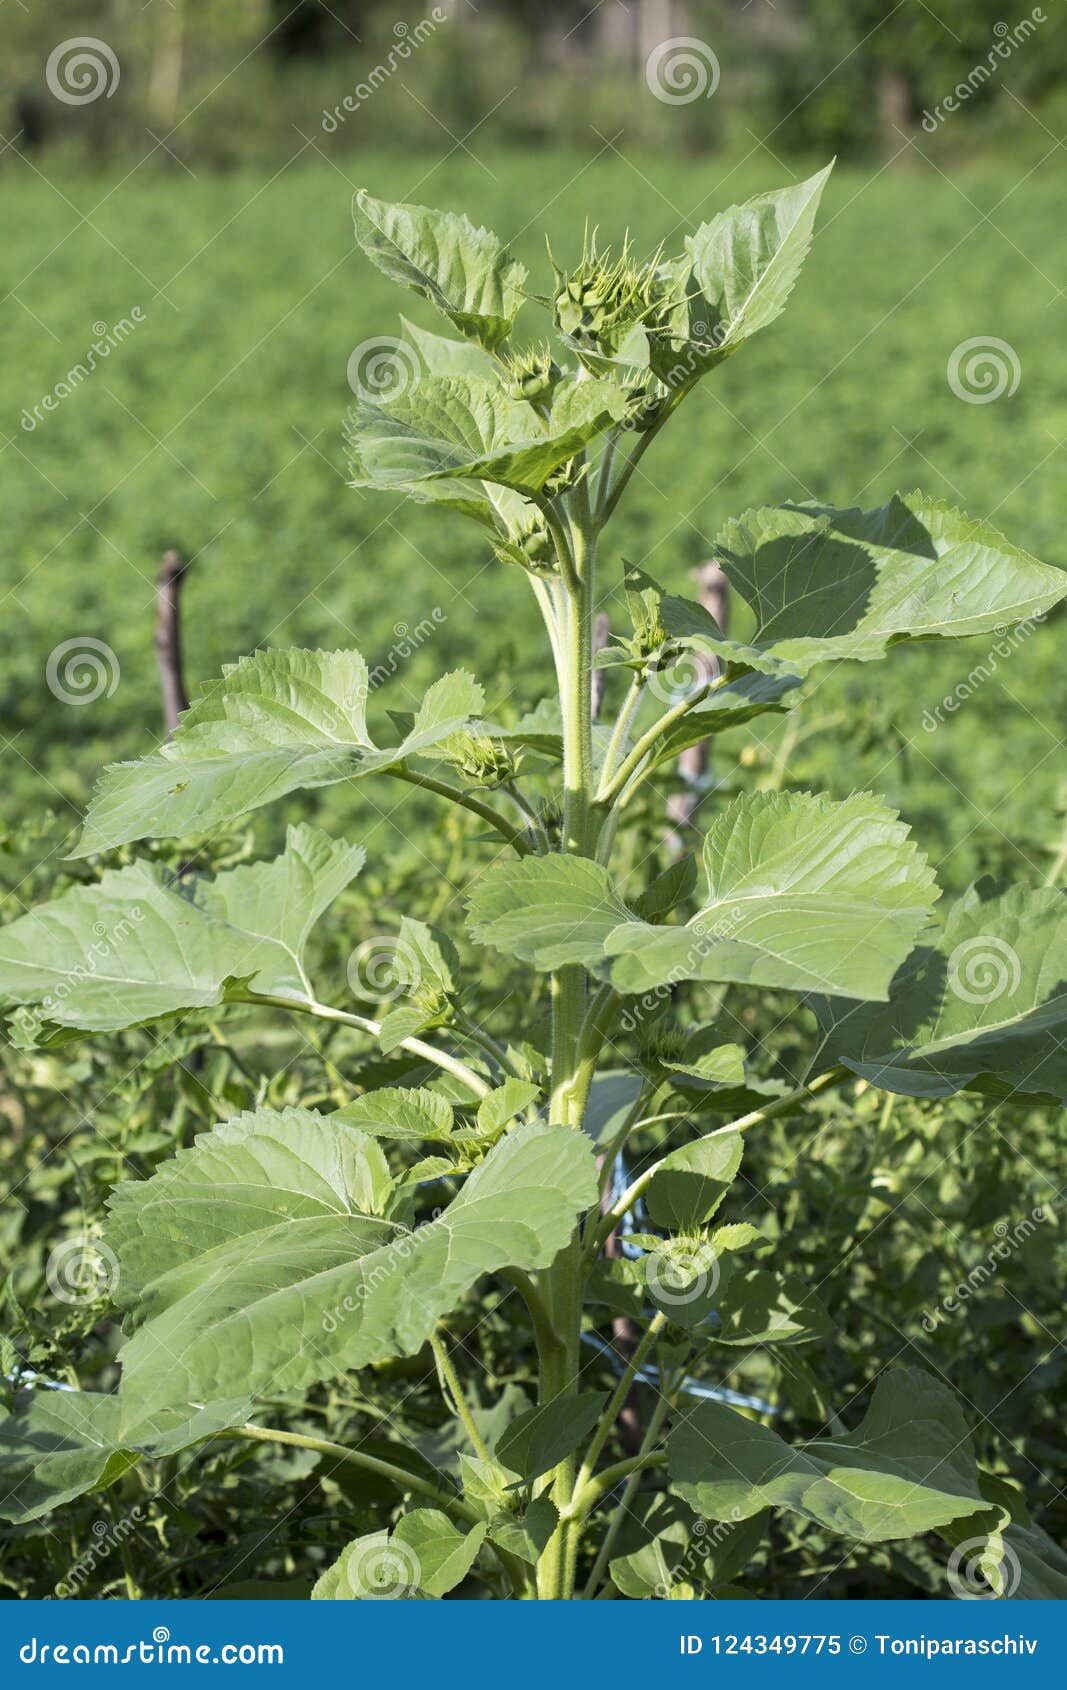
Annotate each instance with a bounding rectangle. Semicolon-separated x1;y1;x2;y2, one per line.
3;146;1065;890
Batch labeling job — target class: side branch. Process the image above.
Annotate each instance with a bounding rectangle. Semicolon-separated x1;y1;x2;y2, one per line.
244;992;492;1099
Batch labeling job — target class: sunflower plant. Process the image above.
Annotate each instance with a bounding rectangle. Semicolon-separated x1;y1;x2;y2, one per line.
2;162;1066;1602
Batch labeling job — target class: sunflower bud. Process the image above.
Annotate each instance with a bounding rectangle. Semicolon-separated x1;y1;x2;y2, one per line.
504;344;562;404
448;732;521;789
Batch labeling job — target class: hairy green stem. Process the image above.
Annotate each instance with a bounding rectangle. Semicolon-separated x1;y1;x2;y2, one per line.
590;1067;850;1254
218;1424;479;1524
581;1388;674;1599
573;1311;666;1494
430;1333;494;1464
390;764;531;854
244;992;492;1099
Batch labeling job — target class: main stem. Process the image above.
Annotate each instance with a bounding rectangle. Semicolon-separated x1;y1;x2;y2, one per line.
539;508;599;1600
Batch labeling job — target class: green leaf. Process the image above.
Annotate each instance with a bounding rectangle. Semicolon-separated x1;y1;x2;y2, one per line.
669;1368;985;1543
684;164;833;361
467;855;633;973
112;1117;597;1419
666;1041;747;1092
0;1392;250;1523
645;1132;743;1231
486;1496;559;1564
392;1509;487;1597
651;670;802;756
354;191;526;350
347;375;625;499
495;1392;607;1483
476;1078;541;1137
106;1105;394;1308
813;880;1067;1104
398;314;498;378
581;1069;644;1145
0;824;362;1034
74;650;484;855
476;794;937;1002
609;1493;765;1598
606;791;939;1000
334;1087;455;1142
712;1266;833;1345
717;494;1067;674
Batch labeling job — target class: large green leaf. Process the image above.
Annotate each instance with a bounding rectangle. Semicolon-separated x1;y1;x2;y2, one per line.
813;880;1067;1104
645;1133;743;1231
649;165;832;385
354;191;526;350
112;1116;597;1419
466;855;633;972
669;1368;984;1543
0;825;362;1035
718;494;1067;673
470;792;937;1001
609;1494;765;1598
0;1392;249;1523
606;791;938;999
74;650;483;856
495;1393;606;1484
686;165;833;358
107;1106;394;1310
347;375;625;499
